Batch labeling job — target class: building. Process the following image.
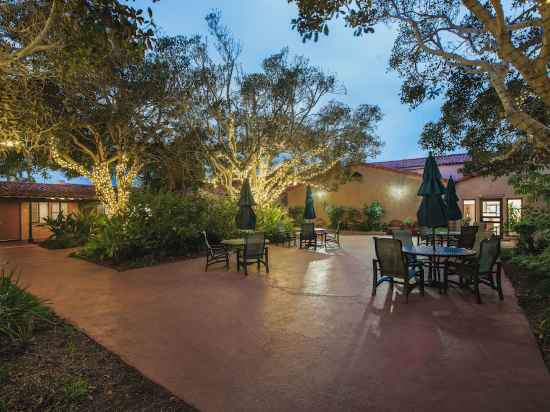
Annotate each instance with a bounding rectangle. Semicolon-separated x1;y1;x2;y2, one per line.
0;182;97;242
286;153;524;236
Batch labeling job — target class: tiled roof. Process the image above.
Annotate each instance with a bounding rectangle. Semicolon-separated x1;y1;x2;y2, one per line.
0;181;96;200
371;153;470;170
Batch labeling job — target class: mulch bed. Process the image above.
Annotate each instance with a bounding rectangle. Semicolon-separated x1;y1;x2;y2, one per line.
504;262;550;371
0;317;199;412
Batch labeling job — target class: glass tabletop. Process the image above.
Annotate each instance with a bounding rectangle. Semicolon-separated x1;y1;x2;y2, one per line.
402;245;476;257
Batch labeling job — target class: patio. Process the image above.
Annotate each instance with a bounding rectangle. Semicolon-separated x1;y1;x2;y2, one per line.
1;236;549;412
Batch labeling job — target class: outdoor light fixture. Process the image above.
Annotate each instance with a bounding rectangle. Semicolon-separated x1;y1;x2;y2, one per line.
390;185;406;199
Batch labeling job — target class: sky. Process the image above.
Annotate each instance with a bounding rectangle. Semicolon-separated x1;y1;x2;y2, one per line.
43;0;444;184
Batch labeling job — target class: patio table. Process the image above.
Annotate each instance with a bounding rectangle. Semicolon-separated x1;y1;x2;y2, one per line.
221;238;270;248
420;230;461;246
294;227;329;246
402;245;476;291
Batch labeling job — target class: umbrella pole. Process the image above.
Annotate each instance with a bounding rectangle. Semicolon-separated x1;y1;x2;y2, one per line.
432;227;436;251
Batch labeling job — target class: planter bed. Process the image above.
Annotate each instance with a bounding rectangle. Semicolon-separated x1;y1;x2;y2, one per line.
0;315;198;412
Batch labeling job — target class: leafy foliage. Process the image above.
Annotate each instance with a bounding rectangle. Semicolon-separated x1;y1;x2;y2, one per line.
511;207;550;273
256;206;294;242
325;201;385;231
0;269;51;348
288;206;305;226
41;210;100;249
289;0;550;176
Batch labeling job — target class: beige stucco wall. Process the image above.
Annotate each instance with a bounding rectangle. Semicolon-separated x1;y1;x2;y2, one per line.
286;165;423;225
455;175;525;233
406;164;463;180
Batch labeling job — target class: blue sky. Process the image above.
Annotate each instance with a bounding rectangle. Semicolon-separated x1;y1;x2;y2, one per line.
44;0;444;184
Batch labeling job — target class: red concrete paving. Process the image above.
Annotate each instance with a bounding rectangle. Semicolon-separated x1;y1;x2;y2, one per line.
1;237;549;412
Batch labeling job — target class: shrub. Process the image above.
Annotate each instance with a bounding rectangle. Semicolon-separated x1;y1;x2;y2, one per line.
81;192;235;264
42;210;99;249
288;206;305;226
0;269;52;348
325;205;345;229
363;201;385;230
256;205;294;241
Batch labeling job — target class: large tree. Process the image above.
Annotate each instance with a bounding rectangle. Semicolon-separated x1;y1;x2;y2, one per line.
0;0;159;215
289;0;550;169
181;13;383;204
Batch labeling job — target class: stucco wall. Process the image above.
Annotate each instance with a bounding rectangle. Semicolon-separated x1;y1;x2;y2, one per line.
406;164;463;180
286;165;423;225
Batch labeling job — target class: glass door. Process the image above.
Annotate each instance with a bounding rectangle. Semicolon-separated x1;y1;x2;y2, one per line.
481;199;502;235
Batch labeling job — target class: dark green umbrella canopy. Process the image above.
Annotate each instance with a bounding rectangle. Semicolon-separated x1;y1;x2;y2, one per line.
445;176;463;221
417;153;448;228
303;185;316;220
236;178;256;230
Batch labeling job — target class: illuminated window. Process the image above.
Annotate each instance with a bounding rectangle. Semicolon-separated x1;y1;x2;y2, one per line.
463;199;476;223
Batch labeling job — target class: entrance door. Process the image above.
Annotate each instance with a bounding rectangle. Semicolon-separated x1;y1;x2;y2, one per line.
481;199;502;236
0;200;21;241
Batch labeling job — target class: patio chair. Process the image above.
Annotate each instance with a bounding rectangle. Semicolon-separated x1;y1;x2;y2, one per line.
236;232;269;276
325;222;341;248
448;225;477;248
300;223;318;250
372;237;425;303
444;236;503;303
276;223;297;247
392;229;422;266
202;231;229;272
417;226;432;246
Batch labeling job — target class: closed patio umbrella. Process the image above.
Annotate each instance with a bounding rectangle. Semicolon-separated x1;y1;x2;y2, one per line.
417;153;448;249
445;176;462;222
236;178;256;230
303;185;316;221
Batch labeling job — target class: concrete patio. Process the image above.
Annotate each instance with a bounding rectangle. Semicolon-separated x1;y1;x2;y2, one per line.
1;236;549;412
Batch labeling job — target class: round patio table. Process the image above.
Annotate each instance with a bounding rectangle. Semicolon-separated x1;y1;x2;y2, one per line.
421;230;461;246
402;245;476;291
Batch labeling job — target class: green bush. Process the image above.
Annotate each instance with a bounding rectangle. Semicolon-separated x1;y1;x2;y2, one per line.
256;205;294;241
511;207;550;273
288;206;305;226
42;210;99;249
324;201;385;231
79;190;295;267
0;269;52;348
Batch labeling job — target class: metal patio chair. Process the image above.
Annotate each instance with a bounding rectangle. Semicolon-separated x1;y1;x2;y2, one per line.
202;231;229;272
299;223;318;250
372;237;425;303
444;236;503;303
236;232;269;276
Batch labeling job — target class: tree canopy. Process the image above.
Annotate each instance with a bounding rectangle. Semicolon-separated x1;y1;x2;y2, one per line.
289;0;550;176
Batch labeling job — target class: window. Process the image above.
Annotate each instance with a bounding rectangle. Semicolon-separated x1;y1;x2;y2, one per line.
481;199;502;236
31;203;40;224
463;200;476;224
39;202;48;223
51;202;60;220
507;199;522;235
60;202;68;216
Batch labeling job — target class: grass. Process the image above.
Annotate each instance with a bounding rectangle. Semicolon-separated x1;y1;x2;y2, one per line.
0;269;198;412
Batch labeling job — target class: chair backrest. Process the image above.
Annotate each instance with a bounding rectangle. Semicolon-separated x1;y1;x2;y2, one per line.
458;225;477;249
478;236;500;274
473;227;492;254
202;231;212;251
374;237;408;277
392;229;414;248
419;226;431;237
301;223;315;239
244;232;266;258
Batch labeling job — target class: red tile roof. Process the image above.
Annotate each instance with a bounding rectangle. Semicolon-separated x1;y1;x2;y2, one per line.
0;181;96;200
371;153;470;170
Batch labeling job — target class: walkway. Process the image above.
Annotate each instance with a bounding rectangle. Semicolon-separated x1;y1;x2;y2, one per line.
1;237;549;412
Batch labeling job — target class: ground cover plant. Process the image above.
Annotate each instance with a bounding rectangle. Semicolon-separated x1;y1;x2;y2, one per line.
500;206;550;370
0;269;198;411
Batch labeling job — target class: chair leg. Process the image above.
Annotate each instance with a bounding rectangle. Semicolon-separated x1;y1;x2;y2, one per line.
404;278;410;303
372;261;377;296
474;274;482;304
265;248;269;273
496;266;504;300
205;257;209;272
244;260;248;276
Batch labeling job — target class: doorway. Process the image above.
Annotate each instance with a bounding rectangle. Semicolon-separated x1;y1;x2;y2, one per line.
481;199;502;236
